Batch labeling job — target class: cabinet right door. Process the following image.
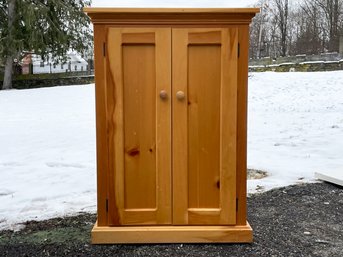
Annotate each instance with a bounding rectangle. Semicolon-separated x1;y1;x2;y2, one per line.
172;28;238;225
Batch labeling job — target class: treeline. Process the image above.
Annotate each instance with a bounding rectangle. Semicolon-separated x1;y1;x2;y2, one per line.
250;0;343;58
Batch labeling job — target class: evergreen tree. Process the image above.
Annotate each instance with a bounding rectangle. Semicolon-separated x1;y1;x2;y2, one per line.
1;0;92;90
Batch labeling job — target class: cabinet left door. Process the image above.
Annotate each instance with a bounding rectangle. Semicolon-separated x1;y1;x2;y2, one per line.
106;28;172;225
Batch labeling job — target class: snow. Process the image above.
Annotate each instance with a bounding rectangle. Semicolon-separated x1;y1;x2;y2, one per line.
90;0;258;8
0;85;96;230
300;60;342;65
315;169;343;187
248;71;343;193
1;71;343;230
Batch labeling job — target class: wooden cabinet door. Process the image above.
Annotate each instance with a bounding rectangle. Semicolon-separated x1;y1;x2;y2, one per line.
172;28;238;225
106;28;172;225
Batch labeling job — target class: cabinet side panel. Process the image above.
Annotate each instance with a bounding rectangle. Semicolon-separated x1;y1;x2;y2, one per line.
236;25;249;225
94;24;108;226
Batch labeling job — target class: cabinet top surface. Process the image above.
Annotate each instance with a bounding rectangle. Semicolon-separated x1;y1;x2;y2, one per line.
84;8;260;25
84;8;260;14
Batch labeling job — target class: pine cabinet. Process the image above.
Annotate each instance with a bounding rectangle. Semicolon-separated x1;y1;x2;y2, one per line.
85;8;259;244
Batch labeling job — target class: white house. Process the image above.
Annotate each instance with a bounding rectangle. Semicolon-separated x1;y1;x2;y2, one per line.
22;52;89;74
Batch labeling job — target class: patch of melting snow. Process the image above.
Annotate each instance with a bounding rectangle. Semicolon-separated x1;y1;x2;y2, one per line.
247;169;268;180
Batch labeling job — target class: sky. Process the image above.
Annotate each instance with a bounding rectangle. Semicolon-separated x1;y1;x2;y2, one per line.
90;0;258;8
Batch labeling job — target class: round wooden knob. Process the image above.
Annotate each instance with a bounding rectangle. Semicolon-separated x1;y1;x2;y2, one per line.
159;90;168;100
176;91;185;100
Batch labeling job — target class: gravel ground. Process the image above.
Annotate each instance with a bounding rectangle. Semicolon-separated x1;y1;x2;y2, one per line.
1;182;342;257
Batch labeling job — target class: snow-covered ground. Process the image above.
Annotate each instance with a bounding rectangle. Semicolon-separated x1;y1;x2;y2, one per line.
248;72;343;192
1;71;343;230
0;85;96;230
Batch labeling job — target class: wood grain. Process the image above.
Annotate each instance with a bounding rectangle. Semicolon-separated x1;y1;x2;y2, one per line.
188;44;221;209
122;32;155;44
172;28;237;225
84;8;260;14
123;43;156;209
89;8;257;243
84;8;260;26
155;28;172;224
107;28;171;225
93;24;109;226
188;31;221;44
107;28;124;225
220;28;238;224
92;221;253;244
172;28;189;225
236;25;250;225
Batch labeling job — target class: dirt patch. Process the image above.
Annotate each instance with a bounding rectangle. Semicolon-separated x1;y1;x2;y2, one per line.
1;182;342;257
247;169;268;180
0;213;95;245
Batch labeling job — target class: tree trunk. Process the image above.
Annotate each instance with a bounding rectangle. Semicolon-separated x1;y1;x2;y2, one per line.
257;0;265;59
281;0;288;56
331;0;339;52
2;0;16;90
2;56;14;90
273;0;289;57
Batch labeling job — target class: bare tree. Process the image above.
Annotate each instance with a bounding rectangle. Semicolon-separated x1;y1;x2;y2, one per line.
271;0;289;56
312;0;343;52
295;0;323;54
249;0;343;58
250;0;269;58
257;0;267;59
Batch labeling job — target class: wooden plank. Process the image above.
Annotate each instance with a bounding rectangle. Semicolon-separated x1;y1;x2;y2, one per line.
188;209;221;225
122;209;157;225
188;43;221;209
236;25;249;225
315;170;343;186
123;43;157;209
84;9;259;28
188;31;221;44
172;29;189;225
155;28;172;224
84;8;259;27
107;28;124;225
219;28;238;224
93;24;109;226
92;221;253;244
84;8;261;14
122;32;155;44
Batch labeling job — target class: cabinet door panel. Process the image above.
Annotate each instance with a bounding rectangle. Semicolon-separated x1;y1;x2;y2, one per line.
107;28;172;225
172;28;238;225
188;44;221;209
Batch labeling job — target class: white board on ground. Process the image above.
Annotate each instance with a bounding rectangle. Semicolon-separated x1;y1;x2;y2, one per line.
315;170;343;187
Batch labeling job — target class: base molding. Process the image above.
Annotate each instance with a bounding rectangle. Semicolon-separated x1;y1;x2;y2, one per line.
91;221;253;244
